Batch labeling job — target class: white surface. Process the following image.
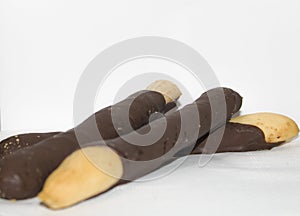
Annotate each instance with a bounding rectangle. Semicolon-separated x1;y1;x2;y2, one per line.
1;0;300;130
0;130;299;216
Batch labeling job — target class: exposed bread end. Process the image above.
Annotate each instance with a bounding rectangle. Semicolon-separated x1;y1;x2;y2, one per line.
230;112;299;143
146;80;182;104
38;146;123;209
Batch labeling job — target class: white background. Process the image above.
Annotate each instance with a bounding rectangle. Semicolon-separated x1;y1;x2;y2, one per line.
1;0;300;131
0;0;300;215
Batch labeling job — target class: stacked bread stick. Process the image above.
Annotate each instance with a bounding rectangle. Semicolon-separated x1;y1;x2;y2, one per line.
0;80;298;209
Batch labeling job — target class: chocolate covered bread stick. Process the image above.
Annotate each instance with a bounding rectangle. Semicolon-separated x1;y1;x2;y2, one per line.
38;87;242;209
189;113;299;154
0;80;182;200
0;132;59;158
230;113;299;143
0;80;180;157
0;102;177;158
3;111;297;158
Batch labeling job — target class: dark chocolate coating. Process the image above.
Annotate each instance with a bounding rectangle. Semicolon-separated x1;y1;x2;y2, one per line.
1;122;276;161
105;87;243;181
0;93;175;158
0;90;166;200
0;132;59;159
0;87;243;200
190;122;278;154
0;102;178;160
74;90;166;141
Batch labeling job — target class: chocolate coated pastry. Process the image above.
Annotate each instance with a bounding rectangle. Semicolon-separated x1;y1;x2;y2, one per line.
189;112;299;154
0;102;178;158
0;132;58;158
190;123;278;154
0;81;182;200
39;87;242;209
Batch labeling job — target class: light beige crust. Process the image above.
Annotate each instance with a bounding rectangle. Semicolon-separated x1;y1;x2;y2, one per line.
146;80;182;104
230;112;299;143
38;146;123;209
